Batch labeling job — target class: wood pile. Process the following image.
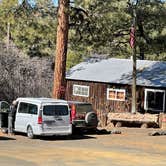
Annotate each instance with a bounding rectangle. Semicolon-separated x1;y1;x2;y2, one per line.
107;112;159;124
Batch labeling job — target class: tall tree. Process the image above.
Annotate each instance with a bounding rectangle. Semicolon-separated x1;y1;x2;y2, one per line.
0;0;18;43
0;0;57;57
12;0;57;57
52;0;69;99
70;0;166;60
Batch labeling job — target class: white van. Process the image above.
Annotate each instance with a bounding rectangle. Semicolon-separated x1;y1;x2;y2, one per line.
14;98;72;138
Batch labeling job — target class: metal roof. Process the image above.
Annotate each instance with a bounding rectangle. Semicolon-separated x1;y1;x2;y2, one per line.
66;58;166;88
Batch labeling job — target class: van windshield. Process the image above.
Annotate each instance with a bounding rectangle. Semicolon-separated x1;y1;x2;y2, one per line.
43;105;68;116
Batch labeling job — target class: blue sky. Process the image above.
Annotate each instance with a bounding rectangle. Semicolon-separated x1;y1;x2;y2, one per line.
54;0;58;5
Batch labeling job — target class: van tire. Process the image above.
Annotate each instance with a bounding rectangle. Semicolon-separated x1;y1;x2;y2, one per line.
27;126;35;139
115;122;122;128
141;123;148;129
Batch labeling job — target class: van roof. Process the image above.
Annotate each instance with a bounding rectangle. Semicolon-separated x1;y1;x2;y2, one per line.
16;97;67;104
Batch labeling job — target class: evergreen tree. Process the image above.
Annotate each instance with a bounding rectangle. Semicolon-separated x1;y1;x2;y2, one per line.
0;0;165;60
70;0;166;60
0;0;57;57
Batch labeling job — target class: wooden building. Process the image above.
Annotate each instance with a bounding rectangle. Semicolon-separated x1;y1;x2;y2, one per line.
66;58;166;119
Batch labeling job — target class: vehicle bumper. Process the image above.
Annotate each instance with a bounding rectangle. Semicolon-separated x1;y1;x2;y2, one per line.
34;125;72;136
72;120;97;129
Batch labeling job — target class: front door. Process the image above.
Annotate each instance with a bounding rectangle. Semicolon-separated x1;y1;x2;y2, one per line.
144;89;165;113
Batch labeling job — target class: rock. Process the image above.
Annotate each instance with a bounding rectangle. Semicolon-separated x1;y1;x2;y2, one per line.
96;129;111;135
110;129;121;134
149;130;166;136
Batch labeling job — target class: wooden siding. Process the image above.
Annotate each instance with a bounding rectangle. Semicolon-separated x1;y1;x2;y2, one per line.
66;80;131;113
66;80;166;125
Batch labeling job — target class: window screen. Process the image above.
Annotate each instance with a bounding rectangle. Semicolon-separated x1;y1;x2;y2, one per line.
73;85;89;97
107;89;125;101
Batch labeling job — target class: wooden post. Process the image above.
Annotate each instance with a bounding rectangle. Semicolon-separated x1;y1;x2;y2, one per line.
52;0;69;99
131;6;137;114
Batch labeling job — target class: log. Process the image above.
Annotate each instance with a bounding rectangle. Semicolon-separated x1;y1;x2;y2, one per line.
107;112;159;125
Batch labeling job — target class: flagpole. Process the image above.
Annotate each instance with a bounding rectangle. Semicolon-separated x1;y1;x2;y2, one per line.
131;4;137;114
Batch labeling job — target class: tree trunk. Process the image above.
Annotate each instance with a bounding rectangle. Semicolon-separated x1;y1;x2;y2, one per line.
52;0;69;99
139;45;144;60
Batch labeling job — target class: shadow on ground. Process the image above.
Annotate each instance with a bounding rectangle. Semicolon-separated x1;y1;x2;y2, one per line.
84;129;111;135
0;136;16;141
12;129;119;141
14;131;96;141
39;134;96;141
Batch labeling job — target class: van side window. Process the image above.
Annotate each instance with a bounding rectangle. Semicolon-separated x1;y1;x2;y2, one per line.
18;102;29;113
18;102;37;114
29;104;38;115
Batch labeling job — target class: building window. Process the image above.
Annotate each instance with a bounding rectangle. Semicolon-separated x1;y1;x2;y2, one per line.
107;88;125;101
73;85;89;97
144;89;165;112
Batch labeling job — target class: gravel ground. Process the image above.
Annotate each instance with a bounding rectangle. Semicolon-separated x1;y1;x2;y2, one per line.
0;127;166;166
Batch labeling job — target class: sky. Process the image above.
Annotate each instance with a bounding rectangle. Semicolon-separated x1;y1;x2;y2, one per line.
53;0;58;5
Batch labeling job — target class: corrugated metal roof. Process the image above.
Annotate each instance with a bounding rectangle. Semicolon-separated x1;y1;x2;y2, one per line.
66;58;166;88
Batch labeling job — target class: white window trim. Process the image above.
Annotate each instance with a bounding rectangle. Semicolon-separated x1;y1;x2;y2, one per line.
144;89;165;112
107;88;126;101
73;84;89;97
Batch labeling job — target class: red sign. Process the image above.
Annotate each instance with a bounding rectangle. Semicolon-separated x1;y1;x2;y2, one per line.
130;26;135;48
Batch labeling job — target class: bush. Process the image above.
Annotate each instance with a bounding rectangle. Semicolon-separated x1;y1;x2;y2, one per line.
0;46;54;102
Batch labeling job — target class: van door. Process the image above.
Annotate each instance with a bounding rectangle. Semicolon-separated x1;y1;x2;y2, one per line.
15;102;28;132
15;102;38;133
42;104;70;134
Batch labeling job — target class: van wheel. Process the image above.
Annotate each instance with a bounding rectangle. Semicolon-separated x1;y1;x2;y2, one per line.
27;126;34;139
141;123;148;129
115;122;122;128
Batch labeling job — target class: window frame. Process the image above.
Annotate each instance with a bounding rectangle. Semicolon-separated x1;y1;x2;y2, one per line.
144;89;165;112
107;88;126;101
73;84;90;97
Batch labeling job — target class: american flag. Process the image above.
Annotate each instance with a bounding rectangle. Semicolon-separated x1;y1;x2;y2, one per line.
130;26;136;48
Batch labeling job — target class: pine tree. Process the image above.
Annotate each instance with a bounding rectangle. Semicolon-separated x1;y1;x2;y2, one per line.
53;0;69;99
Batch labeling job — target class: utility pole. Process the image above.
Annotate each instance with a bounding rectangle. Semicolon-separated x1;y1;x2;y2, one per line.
52;0;69;99
130;2;137;114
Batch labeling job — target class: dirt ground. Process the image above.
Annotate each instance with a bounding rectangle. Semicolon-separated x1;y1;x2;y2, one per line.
0;127;166;166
